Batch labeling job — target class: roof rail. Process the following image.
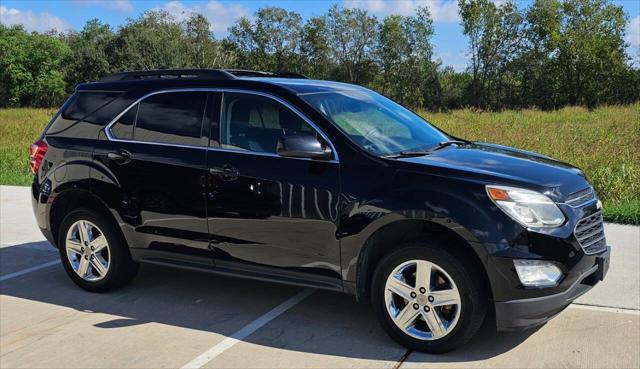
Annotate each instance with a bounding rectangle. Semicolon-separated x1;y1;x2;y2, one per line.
99;68;308;82
99;69;235;82
224;69;309;79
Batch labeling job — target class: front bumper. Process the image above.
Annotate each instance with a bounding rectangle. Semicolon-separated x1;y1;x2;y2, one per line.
495;246;610;331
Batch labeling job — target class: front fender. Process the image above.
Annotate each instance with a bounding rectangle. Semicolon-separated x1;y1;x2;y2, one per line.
339;170;519;283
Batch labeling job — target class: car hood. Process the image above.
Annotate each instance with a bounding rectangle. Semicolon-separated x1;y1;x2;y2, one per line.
398;142;589;201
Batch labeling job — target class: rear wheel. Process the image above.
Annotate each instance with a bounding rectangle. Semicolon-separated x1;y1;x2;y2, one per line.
57;208;138;292
371;243;487;353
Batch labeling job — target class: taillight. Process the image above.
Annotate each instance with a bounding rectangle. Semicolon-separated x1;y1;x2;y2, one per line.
29;140;48;175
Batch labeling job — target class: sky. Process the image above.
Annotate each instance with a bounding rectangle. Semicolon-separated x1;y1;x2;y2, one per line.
1;0;639;71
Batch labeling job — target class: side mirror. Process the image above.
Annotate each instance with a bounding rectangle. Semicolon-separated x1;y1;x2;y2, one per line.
276;135;332;160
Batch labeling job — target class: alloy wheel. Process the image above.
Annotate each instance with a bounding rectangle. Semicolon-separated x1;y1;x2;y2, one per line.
384;259;462;340
65;220;110;282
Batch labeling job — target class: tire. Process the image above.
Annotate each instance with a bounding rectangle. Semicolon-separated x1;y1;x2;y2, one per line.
371;243;487;353
57;208;138;292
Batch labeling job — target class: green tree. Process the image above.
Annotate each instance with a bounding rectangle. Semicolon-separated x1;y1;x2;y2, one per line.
186;14;213;68
437;66;472;110
185;14;235;68
517;0;634;108
555;0;630;107
108;10;190;71
458;0;524;109
301;16;332;79
62;19;114;90
0;25;68;107
0;1;638;110
321;5;378;84
228;7;304;71
517;0;564;108
375;7;438;107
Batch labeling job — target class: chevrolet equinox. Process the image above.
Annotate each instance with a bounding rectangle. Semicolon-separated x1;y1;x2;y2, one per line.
30;69;610;352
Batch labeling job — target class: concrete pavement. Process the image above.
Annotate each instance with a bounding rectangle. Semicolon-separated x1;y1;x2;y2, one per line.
1;185;639;368
574;223;640;310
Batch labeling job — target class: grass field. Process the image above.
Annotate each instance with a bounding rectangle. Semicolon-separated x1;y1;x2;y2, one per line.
1;105;639;224
422;105;640;224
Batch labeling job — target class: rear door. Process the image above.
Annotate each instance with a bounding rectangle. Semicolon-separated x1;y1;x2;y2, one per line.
93;90;213;265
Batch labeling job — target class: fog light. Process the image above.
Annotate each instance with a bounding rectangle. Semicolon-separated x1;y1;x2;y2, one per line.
514;259;562;288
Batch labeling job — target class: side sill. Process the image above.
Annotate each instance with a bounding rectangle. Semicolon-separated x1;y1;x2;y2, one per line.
137;256;345;293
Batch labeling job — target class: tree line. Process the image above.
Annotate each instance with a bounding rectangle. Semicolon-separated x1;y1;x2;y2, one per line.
1;0;638;110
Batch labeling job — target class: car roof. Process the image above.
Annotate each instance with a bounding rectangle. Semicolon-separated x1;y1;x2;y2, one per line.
239;77;367;94
75;69;367;96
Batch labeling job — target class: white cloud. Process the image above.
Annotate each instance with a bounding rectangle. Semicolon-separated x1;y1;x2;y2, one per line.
429;0;459;22
626;15;640;48
349;0;387;13
74;1;133;13
344;0;459;23
111;0;134;12
157;1;249;35
491;0;510;7
434;50;468;72
0;5;71;32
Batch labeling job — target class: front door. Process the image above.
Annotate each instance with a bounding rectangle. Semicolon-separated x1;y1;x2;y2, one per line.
95;90;213;265
206;91;341;283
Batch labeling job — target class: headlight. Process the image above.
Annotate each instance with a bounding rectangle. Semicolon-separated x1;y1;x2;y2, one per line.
486;185;565;228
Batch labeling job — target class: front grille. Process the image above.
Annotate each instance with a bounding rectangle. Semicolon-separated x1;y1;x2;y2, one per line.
574;211;606;254
566;187;596;206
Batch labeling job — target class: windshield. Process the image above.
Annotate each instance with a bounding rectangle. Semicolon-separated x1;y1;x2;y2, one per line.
299;89;449;156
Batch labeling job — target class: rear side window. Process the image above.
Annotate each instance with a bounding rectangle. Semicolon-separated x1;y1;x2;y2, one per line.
61;92;119;121
47;91;121;134
134;92;207;146
110;105;137;140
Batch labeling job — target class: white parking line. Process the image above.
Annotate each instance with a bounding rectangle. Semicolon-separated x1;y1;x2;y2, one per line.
0;260;59;282
0;242;50;249
181;288;315;369
570;303;640;315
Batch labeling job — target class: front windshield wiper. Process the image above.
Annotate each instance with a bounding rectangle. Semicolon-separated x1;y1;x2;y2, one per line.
384;140;468;158
384;150;433;158
429;140;468;152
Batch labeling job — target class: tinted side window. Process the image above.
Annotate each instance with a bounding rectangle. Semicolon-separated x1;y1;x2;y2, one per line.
61;91;120;121
222;93;314;153
47;91;120;134
135;92;207;146
110;104;137;140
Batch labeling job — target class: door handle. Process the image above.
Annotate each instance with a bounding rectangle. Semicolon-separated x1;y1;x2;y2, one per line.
107;150;132;164
209;165;238;180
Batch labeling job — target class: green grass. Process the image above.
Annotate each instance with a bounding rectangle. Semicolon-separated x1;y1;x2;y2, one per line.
1;108;57;186
1;105;639;224
420;104;640;224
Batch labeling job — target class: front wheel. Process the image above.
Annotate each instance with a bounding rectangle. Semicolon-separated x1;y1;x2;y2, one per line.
371;244;487;353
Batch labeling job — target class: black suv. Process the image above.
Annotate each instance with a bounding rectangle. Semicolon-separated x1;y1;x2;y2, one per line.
31;69;610;352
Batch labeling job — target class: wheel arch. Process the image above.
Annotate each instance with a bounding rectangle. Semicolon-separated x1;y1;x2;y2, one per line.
355;219;492;303
49;188;122;248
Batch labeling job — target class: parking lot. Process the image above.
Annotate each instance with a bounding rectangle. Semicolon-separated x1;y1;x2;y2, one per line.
1;185;638;368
